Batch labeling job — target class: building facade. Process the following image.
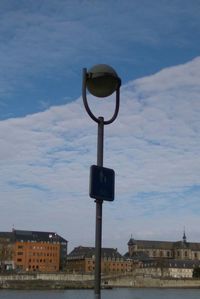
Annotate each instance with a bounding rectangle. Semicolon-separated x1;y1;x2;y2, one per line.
137;259;200;278
14;240;60;272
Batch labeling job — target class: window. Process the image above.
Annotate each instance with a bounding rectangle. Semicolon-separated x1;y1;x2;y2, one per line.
17;252;23;255
17;258;22;262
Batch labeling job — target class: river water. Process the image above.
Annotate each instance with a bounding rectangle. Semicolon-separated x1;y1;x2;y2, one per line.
1;289;200;299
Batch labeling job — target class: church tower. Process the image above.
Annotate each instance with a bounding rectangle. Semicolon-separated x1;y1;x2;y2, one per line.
183;229;187;244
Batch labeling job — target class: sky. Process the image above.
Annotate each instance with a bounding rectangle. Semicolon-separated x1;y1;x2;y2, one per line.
0;0;200;254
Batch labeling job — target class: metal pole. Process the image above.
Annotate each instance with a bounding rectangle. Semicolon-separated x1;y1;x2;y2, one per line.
82;66;121;299
94;116;104;299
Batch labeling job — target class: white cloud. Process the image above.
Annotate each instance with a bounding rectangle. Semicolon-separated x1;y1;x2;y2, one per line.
0;57;200;252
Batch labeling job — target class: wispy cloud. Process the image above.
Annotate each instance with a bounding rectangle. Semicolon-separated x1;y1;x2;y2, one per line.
0;57;200;252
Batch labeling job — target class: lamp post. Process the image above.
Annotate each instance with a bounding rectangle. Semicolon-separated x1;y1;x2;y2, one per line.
82;64;121;299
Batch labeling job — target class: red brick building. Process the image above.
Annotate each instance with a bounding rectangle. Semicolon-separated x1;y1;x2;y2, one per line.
67;246;132;274
0;229;68;272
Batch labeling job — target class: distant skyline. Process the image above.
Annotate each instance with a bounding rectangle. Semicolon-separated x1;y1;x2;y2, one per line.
0;1;200;253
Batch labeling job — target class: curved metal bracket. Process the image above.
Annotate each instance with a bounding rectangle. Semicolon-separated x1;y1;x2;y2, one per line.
82;68;120;125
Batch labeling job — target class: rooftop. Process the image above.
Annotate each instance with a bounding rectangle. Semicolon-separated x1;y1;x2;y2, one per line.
0;229;67;244
68;246;122;259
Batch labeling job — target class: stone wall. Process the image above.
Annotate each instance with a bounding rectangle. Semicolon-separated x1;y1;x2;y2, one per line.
0;273;94;289
1;273;200;289
105;274;200;288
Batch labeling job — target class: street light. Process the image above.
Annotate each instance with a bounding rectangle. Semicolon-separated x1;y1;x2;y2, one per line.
82;64;121;299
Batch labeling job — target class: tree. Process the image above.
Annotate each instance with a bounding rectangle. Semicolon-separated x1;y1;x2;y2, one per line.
193;266;200;278
0;238;12;272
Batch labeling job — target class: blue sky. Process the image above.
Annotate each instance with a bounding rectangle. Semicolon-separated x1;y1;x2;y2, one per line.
1;0;200;119
0;0;200;253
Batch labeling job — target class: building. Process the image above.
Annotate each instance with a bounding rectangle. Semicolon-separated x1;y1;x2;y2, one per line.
67;246;132;274
125;232;200;278
137;259;200;278
0;229;68;272
127;232;200;261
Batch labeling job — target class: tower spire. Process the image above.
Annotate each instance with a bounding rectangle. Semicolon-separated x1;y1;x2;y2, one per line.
183;227;187;243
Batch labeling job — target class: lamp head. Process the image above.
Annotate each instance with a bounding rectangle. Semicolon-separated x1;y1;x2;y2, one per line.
86;64;121;98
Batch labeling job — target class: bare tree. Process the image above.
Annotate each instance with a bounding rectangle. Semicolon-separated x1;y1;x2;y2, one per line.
0;238;13;272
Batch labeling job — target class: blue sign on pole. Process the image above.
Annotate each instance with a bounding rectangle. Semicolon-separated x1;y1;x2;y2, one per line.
89;165;115;201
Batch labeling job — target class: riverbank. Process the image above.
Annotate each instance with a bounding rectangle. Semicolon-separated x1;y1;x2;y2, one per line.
1;273;200;289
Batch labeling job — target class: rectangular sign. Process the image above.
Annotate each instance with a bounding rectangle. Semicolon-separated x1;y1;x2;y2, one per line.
89;165;115;201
